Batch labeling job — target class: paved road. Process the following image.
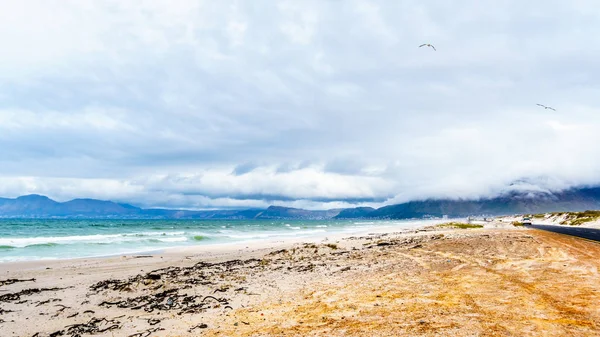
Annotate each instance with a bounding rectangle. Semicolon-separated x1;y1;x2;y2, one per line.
530;224;600;242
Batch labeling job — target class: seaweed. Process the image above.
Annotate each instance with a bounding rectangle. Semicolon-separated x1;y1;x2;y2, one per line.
38;317;121;337
0;278;35;287
189;323;208;332
99;289;229;315
0;287;67;303
128;327;165;337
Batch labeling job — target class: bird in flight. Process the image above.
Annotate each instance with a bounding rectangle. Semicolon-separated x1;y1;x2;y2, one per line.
536;104;556;111
419;43;436;51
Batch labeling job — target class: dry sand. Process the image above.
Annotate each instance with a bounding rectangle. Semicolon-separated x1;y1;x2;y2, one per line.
1;224;599;336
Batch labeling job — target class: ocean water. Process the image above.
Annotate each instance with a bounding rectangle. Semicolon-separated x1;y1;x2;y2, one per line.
0;219;446;262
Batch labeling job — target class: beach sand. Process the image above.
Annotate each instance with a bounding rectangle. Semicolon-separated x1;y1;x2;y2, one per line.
1;223;599;336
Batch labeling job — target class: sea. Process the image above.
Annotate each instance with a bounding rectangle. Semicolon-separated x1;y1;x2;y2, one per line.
0;219;448;263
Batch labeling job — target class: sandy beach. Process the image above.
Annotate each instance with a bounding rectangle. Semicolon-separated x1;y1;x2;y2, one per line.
1;223;600;336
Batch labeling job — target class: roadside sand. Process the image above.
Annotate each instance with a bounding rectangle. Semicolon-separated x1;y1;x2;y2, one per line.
1;224;599;336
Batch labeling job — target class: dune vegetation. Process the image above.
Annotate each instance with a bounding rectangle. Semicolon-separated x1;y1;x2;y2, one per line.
437;222;484;229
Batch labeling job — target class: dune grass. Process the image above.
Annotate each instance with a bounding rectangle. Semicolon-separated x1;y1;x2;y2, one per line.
532;210;600;226
437;222;483;229
556;210;600;226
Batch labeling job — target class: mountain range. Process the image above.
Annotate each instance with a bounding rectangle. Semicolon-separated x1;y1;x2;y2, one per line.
2;187;600;219
0;195;340;220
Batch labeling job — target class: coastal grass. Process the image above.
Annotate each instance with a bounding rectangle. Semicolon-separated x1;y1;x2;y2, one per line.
527;210;600;226
556;210;600;226
512;221;524;227
437;222;483;229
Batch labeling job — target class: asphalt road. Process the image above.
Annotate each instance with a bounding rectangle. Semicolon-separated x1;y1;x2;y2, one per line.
530;224;600;242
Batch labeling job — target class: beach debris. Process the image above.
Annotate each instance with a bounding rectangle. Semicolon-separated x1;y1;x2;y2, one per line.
214;285;230;293
99;289;230;315
146;273;161;280
294;263;316;272
90;258;261;293
55;304;70;312
0;307;15;314
201;295;223;303
128;327;165;337
188;323;208;331
89;275;147;293
66;313;78;318
147;318;161;326
51;304;72;318
267;249;288;256
35;298;62;307
0;287;68;303
83;310;95;314
65;317;121;335
38;317;121;337
0;278;36;287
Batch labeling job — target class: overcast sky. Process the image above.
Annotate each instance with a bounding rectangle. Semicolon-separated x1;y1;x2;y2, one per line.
1;0;599;210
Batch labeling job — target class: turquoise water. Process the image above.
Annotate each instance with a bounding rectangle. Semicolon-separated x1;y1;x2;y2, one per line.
0;219;443;262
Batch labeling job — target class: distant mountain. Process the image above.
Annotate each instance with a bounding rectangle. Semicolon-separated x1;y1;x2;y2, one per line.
0;195;333;220
0;195;142;218
4;187;600;220
335;207;376;219
0;195;60;216
335;187;600;219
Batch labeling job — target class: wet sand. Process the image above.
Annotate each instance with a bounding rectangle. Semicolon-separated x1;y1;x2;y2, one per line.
1;224;599;336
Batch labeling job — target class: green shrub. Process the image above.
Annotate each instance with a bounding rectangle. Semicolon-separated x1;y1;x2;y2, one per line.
437;222;483;229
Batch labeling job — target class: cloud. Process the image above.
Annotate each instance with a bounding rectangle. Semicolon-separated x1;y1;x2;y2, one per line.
1;1;600;209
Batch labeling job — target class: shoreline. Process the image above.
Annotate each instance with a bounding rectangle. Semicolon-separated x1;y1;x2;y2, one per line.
2;221;599;336
0;218;454;267
0;224;441;274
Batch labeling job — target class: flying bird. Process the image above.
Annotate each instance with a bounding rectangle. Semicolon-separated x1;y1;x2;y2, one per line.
536;104;556;111
419;43;436;51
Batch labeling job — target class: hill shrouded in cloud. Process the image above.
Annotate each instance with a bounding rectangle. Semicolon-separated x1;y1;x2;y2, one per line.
4;187;600;219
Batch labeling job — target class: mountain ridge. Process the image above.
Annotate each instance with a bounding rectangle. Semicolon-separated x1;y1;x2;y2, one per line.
3;187;600;219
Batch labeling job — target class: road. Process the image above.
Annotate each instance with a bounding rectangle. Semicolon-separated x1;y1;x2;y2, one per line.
530;224;600;242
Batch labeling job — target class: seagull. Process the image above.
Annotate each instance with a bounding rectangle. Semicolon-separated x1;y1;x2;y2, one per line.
419;43;436;51
536;104;556;111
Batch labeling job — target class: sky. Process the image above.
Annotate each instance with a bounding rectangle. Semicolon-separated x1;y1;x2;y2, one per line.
1;0;600;210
